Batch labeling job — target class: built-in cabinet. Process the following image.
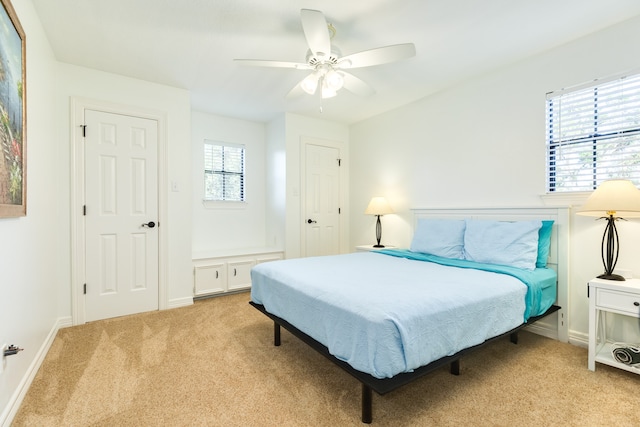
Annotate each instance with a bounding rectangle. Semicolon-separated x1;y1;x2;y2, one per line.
193;249;283;297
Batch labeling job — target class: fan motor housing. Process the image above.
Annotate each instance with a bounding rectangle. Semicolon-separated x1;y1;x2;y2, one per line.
306;48;341;67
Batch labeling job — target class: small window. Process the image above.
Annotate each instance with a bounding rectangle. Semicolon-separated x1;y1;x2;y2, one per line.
545;72;640;192
204;141;245;202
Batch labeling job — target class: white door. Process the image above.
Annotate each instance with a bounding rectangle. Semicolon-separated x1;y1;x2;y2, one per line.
84;109;159;321
304;143;341;257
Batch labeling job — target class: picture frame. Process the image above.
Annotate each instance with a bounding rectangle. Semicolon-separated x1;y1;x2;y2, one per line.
0;0;26;217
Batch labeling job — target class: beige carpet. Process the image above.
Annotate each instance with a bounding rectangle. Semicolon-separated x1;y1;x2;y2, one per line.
12;292;640;426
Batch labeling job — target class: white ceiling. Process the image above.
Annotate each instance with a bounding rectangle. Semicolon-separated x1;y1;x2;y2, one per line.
31;0;640;125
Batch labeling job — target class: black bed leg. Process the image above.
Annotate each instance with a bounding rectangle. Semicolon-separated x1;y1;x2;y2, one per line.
362;384;372;424
450;359;460;375
510;332;518;344
274;322;281;346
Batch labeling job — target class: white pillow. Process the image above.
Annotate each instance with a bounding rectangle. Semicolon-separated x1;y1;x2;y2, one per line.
463;219;542;270
410;219;466;259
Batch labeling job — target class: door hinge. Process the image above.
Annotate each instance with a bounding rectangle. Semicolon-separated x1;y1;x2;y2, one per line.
337;158;341;166
83;284;87;294
83;205;86;216
339;208;341;214
81;125;87;137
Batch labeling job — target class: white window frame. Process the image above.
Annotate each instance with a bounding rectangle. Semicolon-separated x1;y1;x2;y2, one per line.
545;71;640;193
203;140;246;204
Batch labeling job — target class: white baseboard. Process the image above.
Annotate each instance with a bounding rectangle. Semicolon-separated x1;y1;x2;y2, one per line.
167;296;193;309
568;330;589;348
526;323;589;353
525;323;559;340
1;317;67;427
57;316;73;329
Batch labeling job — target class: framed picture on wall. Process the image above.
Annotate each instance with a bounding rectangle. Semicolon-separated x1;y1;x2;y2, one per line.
0;0;26;217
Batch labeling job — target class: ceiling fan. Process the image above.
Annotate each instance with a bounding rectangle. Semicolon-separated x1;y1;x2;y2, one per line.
234;9;416;100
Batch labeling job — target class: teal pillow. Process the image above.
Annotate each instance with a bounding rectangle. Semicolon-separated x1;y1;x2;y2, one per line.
536;220;554;268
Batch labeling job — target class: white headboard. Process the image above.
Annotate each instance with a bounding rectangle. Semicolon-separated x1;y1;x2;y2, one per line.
411;207;570;343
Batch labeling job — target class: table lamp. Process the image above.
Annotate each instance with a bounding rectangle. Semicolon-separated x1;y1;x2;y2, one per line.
577;179;640;281
364;197;393;248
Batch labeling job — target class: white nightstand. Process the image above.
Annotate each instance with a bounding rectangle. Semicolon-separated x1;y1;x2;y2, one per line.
588;277;640;373
355;245;396;252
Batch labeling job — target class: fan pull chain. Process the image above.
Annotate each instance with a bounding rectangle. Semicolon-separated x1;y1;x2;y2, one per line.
318;76;324;113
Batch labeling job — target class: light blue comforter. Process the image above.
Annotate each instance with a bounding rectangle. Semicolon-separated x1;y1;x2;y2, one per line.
250;251;557;379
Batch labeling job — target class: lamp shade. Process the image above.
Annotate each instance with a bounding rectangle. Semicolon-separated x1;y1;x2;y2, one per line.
365;197;393;216
577;179;640;218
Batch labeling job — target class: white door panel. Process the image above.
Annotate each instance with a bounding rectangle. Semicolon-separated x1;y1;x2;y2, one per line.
304;143;340;257
85;110;159;321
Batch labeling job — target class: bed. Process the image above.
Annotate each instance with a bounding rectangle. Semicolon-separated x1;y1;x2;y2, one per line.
249;207;569;423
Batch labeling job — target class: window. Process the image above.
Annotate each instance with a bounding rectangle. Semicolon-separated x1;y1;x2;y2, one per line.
204;141;245;202
546;72;640;192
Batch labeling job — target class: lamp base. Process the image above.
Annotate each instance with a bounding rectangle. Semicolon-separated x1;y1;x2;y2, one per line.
597;273;626;281
373;244;385;248
596;215;625;282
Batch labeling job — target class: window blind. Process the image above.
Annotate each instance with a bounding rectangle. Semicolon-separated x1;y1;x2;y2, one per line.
546;73;640;192
204;141;245;201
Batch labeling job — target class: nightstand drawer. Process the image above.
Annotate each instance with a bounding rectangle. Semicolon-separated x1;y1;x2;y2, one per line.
596;288;640;315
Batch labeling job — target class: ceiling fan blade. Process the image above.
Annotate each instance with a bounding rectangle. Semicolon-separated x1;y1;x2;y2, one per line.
234;59;310;69
300;9;331;58
341;72;375;97
338;43;416;69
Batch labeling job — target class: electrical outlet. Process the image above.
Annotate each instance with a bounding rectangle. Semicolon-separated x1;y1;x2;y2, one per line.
0;343;6;374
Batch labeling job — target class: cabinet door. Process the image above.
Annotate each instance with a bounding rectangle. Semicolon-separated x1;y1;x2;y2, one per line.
227;260;255;291
194;262;226;295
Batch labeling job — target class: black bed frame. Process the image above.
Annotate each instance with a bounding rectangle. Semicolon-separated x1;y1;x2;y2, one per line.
249;301;560;424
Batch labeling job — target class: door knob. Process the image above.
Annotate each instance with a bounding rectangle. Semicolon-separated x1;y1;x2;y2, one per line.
307;219;317;224
142;221;156;228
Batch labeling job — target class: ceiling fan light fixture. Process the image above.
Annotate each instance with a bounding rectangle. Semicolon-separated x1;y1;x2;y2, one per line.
325;69;344;91
301;72;320;94
321;79;337;98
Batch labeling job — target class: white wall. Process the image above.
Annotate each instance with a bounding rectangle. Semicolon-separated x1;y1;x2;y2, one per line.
349;15;640;343
266;115;287;251
191;111;268;255
0;0;59;423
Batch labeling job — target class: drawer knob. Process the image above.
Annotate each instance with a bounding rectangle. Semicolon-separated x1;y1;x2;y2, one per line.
635;302;640;307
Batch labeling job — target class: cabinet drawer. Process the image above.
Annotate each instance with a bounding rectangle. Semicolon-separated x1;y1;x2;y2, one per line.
596;288;640;316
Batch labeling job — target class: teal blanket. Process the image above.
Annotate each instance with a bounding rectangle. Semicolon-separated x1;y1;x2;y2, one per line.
377;249;557;320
